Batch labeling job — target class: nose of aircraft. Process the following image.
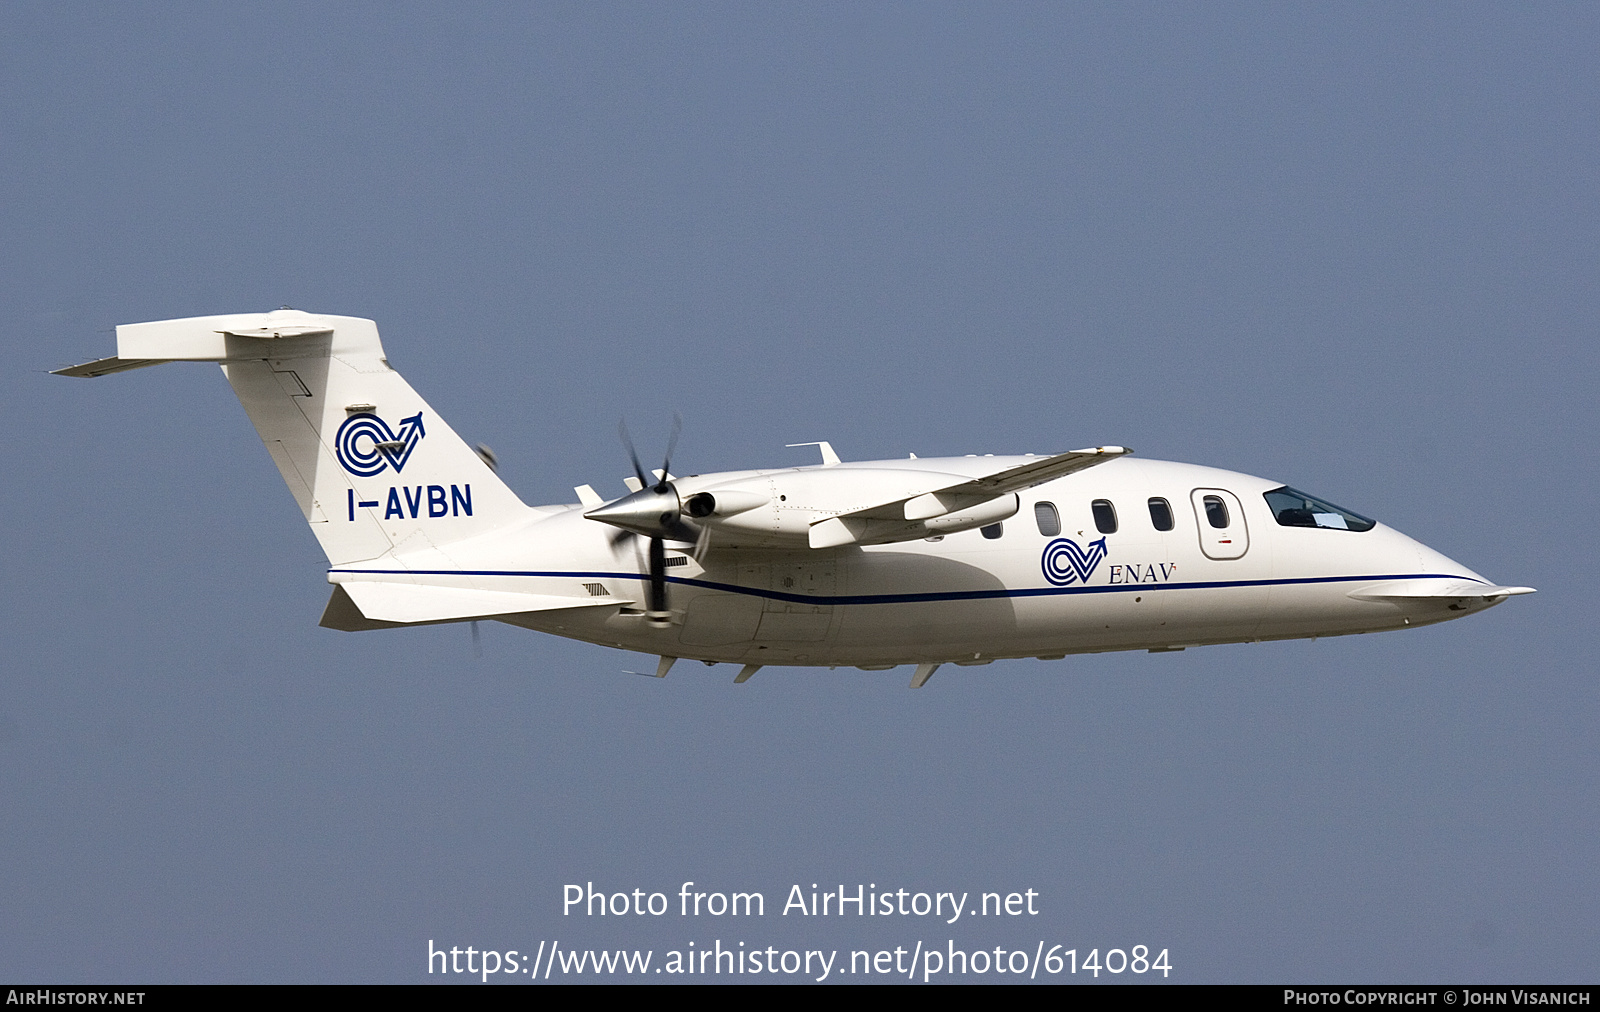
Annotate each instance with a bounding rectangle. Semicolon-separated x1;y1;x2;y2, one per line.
1404;530;1493;586
1354;525;1535;620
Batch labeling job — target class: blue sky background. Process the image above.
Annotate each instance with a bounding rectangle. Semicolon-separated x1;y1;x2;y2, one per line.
2;2;1594;983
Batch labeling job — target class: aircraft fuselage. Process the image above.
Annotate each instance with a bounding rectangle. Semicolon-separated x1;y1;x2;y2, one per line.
335;455;1500;668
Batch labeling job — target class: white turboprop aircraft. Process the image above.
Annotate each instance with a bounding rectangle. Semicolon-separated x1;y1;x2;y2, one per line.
58;310;1533;686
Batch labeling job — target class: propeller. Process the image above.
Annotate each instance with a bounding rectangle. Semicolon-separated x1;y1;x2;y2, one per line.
588;416;695;628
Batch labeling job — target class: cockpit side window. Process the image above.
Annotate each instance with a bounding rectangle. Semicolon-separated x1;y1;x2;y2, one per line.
1263;486;1376;532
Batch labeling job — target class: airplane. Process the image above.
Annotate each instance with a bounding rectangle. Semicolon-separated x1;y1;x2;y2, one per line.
55;309;1534;687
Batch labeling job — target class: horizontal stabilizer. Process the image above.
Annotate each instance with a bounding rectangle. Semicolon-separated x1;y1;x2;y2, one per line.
332;581;624;626
1348;579;1536;601
51;356;165;378
55;309;386;368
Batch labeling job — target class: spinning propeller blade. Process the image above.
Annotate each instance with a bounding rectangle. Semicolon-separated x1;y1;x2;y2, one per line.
618;420;650;489
658;414;681;492
648;536;667;618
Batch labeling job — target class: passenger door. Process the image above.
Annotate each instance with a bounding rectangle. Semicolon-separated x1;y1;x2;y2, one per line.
1190;488;1249;560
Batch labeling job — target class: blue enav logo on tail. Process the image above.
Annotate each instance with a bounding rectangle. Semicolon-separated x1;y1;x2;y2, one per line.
335;411;425;476
1041;537;1108;586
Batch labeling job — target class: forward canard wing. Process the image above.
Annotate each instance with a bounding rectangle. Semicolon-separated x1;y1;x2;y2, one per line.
807;446;1130;548
1347;579;1536;601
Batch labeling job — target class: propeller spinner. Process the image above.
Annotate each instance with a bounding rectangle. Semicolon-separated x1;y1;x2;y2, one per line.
585;418;696;627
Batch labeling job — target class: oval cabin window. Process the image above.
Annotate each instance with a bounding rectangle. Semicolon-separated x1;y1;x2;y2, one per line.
1148;497;1174;531
1034;501;1061;537
1092;499;1118;534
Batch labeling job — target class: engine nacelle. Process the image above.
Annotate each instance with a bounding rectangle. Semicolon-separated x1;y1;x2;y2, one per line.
921;493;1020;534
809;493;1020;548
682;489;770;519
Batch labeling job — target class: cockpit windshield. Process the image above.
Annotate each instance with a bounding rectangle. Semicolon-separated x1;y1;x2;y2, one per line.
1262;486;1376;532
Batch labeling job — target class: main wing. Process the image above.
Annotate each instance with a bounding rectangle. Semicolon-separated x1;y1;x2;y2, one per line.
807;446;1130;548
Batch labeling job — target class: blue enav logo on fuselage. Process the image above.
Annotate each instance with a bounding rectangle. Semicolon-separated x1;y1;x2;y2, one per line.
335;411;425;476
1041;537;1108;586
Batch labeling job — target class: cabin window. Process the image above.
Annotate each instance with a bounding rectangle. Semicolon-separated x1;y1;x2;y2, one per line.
1147;497;1174;531
1202;495;1230;528
1034;501;1061;536
1262;486;1376;532
1092;499;1118;534
981;523;1004;540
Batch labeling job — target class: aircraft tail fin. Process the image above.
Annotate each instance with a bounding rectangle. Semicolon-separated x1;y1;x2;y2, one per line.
55;310;531;565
